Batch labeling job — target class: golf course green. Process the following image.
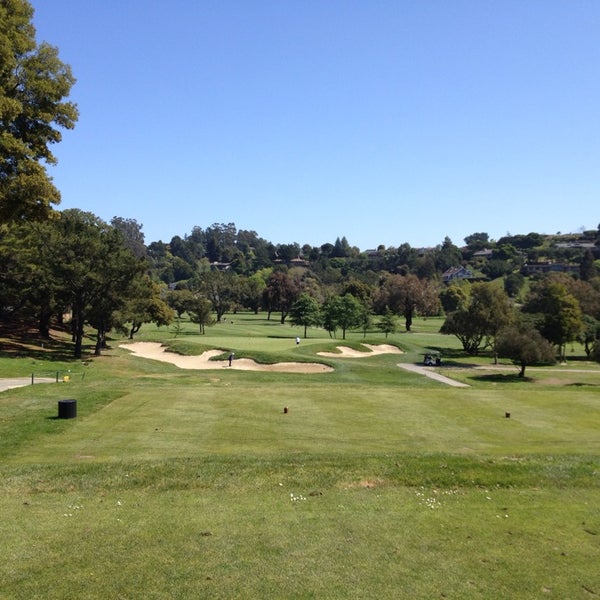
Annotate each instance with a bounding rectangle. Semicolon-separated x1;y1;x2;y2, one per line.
1;314;599;599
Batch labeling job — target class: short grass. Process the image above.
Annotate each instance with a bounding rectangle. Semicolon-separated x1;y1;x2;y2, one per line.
1;314;599;599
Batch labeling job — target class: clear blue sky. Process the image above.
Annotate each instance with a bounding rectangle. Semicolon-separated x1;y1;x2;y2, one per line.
31;1;599;250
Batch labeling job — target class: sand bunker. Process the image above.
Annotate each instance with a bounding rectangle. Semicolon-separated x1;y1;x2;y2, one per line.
317;344;403;358
120;342;333;373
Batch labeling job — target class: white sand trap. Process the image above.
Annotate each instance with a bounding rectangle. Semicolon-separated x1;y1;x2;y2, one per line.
317;343;403;358
120;342;333;373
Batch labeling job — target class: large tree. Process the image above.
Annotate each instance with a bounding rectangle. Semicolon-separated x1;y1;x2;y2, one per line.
239;271;268;313
0;220;60;333
440;282;514;355
375;273;440;331
48;210;145;357
0;0;78;222
115;276;174;340
496;322;556;378
289;293;321;338
263;270;300;324
523;278;584;361
193;269;239;322
322;294;363;340
187;295;214;334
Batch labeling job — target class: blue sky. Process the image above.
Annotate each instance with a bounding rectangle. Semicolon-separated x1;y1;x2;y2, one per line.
31;1;599;250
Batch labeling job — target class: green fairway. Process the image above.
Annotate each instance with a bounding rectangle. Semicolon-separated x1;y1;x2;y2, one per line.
1;314;599;599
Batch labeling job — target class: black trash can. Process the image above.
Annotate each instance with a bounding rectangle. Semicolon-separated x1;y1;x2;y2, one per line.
58;399;77;419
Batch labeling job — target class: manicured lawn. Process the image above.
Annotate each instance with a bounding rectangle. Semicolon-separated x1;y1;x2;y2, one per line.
1;314;599;598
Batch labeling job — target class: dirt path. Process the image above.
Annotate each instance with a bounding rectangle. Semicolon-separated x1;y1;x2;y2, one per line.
397;363;470;387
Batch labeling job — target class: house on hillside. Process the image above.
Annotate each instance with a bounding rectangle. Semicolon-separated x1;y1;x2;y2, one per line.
521;262;579;276
472;248;493;259
442;266;472;283
209;261;232;271
554;242;596;249
289;256;309;267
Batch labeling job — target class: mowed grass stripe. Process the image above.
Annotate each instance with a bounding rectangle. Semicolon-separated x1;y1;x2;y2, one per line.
8;381;600;463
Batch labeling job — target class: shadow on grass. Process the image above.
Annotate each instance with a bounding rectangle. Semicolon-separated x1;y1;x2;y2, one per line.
0;339;80;361
0;324;96;362
439;359;481;368
471;372;532;384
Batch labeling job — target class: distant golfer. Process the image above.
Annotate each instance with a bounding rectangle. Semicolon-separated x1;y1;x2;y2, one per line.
296;337;300;345
228;352;234;367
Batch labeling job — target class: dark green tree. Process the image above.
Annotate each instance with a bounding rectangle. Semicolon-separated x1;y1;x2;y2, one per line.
580;249;597;281
463;232;490;252
377;307;398;338
435;237;463;273
0;0;78;222
166;288;195;318
0;221;50;332
578;315;600;358
440;283;469;313
193;269;238;322
289;293;321;338
440;282;513;356
263;270;300;324
322;294;363;340
375;273;439;331
239;271;268;313
115;276;174;339
504;272;525;299
523;279;584;361
187;296;214;334
496;322;556;377
47;210;145;357
111;216;146;258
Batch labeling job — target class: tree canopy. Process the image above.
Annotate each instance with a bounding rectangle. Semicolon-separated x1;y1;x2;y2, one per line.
0;0;78;222
496;322;556;377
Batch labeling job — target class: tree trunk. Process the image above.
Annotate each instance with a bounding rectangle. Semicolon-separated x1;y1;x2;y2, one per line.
74;319;84;358
129;322;142;339
94;328;104;356
38;309;52;339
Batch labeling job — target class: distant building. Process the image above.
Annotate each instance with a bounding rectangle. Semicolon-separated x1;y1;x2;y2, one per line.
554;242;596;249
472;248;493;259
210;261;232;271
521;262;579;275
289;256;309;267
364;249;380;257
442;266;472;283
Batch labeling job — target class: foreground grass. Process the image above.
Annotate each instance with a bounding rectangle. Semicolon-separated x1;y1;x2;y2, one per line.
1;314;599;598
1;456;599;599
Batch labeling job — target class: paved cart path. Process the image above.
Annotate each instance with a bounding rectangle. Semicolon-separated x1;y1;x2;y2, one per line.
0;377;55;392
398;363;470;387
